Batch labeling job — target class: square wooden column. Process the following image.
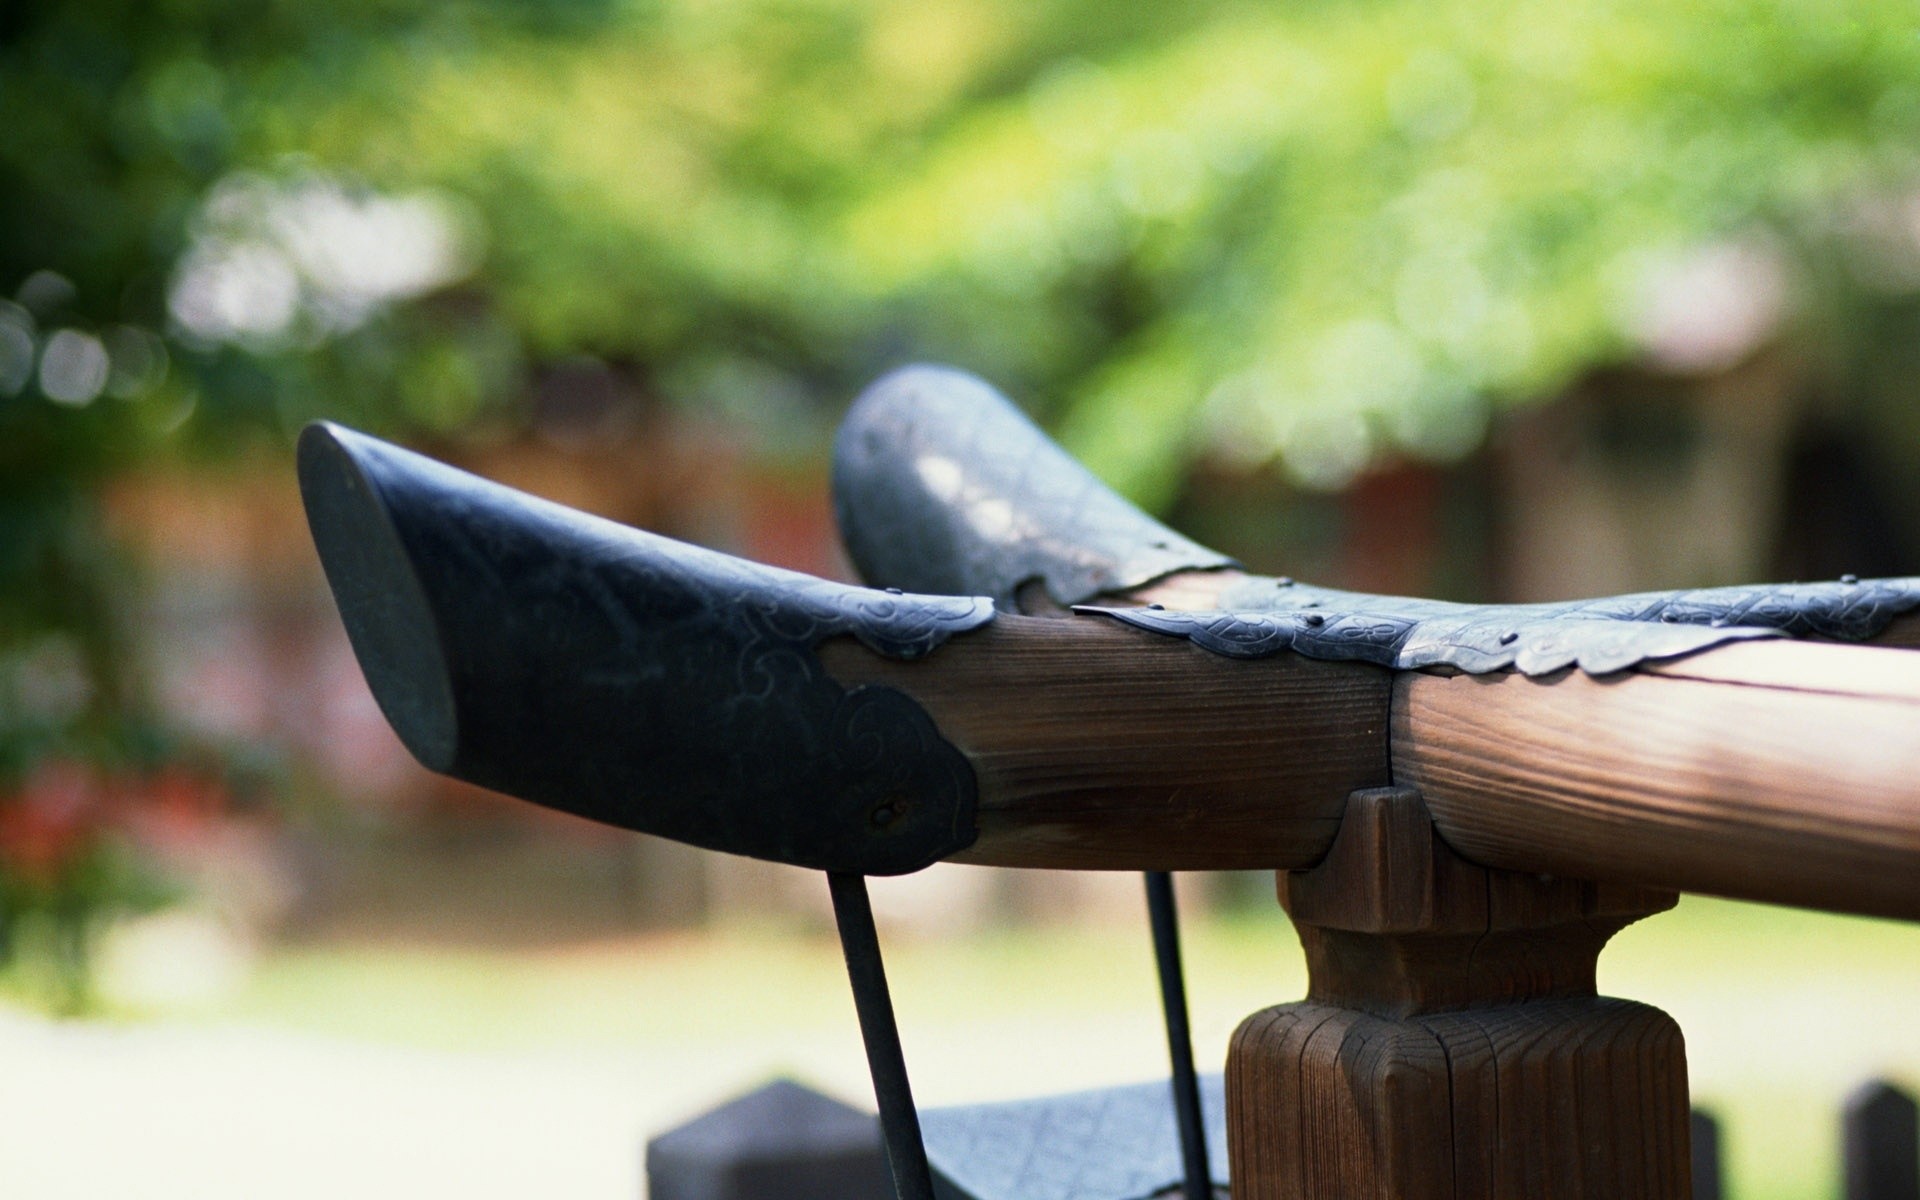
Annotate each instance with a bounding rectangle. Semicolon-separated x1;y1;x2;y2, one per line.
1228;787;1691;1199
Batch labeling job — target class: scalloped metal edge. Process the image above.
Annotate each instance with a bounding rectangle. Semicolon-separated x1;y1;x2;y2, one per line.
1076;575;1920;676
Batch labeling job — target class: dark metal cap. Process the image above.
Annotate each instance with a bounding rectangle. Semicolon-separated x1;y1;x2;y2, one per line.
833;365;1236;609
298;422;993;874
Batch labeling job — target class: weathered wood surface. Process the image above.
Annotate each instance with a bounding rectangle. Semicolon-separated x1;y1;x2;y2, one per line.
821;618;1392;870
1395;641;1920;920
1229;788;1690;1200
1277;787;1676;1017
831;610;1920;919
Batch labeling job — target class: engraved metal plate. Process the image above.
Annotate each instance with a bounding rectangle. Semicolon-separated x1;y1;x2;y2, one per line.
301;423;996;874
921;1076;1228;1200
1079;576;1920;676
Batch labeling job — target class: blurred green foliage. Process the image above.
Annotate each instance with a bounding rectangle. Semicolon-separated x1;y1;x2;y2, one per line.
7;0;1920;994
12;1;1920;487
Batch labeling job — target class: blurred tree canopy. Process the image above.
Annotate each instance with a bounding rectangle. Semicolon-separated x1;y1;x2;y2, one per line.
7;0;1920;998
9;0;1920;497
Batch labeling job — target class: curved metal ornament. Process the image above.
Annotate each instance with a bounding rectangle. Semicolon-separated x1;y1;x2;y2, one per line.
1080;576;1920;676
301;424;995;875
834;365;1236;610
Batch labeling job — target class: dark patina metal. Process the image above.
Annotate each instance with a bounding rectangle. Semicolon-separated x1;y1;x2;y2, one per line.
1144;873;1212;1200
298;423;994;875
834;366;1230;1200
1078;574;1920;676
918;1075;1230;1200
830;364;1920;678
833;365;1235;610
829;872;937;1200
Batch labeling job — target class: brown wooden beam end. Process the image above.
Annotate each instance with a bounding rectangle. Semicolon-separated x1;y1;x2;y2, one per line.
820;617;1392;871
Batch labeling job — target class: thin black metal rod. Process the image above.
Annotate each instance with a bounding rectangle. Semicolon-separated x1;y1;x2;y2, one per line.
827;871;936;1200
1146;870;1212;1200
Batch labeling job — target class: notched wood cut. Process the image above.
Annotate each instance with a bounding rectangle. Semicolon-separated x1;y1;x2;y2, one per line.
1230;788;1689;1200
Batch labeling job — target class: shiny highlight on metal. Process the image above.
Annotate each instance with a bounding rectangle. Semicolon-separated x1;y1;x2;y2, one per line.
833;365;1235;610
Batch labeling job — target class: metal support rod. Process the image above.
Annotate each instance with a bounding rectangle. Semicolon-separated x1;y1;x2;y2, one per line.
1146;870;1213;1200
827;871;936;1200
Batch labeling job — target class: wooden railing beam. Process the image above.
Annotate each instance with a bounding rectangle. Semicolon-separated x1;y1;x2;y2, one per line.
1395;644;1920;921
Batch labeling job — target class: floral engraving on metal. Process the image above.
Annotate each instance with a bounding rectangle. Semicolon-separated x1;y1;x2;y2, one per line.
919;1075;1229;1200
301;423;995;874
1078;576;1920;676
833;365;1236;610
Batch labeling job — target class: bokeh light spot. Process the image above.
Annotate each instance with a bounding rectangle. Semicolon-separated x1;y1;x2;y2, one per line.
39;329;110;407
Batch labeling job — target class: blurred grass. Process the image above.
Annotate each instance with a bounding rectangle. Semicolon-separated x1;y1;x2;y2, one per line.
161;888;1920;1200
1604;896;1920;1200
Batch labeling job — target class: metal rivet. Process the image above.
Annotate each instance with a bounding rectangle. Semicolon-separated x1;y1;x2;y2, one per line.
1151;540;1169;549
1147;602;1166;610
1660;612;1679;623
1276;577;1295;587
885;587;903;595
1841;573;1860;585
1304;613;1325;627
870;803;900;828
1499;632;1519;645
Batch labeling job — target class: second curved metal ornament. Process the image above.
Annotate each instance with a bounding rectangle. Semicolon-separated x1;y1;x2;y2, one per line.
834;365;1236;610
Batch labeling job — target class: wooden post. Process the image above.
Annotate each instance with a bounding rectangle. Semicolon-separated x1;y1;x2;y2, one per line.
1228;787;1692;1199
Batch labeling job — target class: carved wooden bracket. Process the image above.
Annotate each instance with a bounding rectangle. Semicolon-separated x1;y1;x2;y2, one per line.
1229;786;1692;1199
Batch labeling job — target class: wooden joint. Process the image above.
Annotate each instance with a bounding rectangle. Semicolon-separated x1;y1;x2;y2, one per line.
1279;786;1676;1018
1230;786;1692;1200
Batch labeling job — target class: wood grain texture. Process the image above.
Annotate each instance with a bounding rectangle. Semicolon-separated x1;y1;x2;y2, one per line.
1230;998;1689;1200
1644;639;1920;700
1230;788;1689;1200
819;615;1392;870
1130;568;1245;611
1230;1002;1453;1200
1281;789;1675;1018
1395;641;1920;920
